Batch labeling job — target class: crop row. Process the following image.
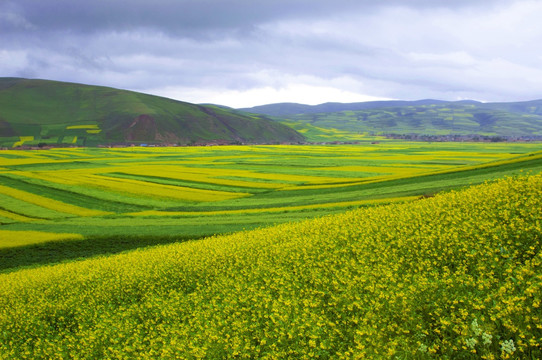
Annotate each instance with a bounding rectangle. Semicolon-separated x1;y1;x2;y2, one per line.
0;184;109;218
128;195;418;217
0;230;83;249
3;169;248;203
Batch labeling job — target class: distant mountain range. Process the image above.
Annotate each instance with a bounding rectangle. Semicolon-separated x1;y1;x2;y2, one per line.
0;78;304;148
239;99;455;116
240;99;542;139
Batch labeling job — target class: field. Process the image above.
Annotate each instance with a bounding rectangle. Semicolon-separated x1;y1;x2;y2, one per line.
0;169;541;359
1;142;542;273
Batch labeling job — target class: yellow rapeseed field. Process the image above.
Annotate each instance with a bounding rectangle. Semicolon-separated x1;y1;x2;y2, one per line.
7;169;248;202
78;174;248;202
0;209;34;222
0;230;83;249
12;136;34;148
112;165;288;189
0;184;110;217
0;174;540;359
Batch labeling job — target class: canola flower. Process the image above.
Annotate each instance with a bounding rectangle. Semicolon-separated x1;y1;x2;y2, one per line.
0;174;541;359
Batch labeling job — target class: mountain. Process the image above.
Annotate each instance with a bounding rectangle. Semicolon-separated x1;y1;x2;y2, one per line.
0;78;304;147
240;99;542;139
239;99;450;116
480;99;542;115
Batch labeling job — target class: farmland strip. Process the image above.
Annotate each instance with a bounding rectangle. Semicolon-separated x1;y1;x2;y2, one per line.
0;184;110;217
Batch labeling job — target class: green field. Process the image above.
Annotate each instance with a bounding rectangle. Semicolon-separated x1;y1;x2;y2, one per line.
1;167;541;359
1;142;541;272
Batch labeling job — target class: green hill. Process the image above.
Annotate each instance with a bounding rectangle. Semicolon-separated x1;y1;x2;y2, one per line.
241;100;542;140
0;78;304;147
0;174;540;358
239;99;449;116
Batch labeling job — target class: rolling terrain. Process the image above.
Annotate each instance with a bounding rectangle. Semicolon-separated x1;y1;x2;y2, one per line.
1;172;540;358
240;99;542;140
1;77;542;359
1;138;541;359
0;78;304;147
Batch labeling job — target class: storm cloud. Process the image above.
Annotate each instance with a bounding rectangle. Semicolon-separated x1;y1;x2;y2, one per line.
1;0;541;107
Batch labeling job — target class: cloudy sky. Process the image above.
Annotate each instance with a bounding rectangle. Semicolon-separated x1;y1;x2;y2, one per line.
1;0;542;108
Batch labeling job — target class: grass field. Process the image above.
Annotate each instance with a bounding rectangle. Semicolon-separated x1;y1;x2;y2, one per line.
1;142;542;272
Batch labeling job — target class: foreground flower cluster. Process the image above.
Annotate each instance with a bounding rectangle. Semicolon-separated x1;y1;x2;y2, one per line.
0;174;541;359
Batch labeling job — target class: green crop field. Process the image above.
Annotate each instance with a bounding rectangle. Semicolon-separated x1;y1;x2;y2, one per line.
1;168;541;359
1;141;541;273
1;141;542;359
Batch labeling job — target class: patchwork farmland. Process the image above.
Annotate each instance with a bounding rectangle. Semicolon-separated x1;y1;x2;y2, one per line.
1;161;541;359
1;142;542;272
1;140;542;359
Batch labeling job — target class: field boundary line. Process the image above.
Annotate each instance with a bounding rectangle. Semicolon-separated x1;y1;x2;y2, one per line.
0;184;111;217
127;195;419;217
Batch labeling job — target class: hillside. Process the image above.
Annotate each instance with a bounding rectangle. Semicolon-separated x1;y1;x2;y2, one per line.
240;99;542;139
0;78;304;147
0;174;540;358
239;99;449;116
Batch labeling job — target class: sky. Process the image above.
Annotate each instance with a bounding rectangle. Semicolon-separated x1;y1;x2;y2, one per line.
1;0;542;108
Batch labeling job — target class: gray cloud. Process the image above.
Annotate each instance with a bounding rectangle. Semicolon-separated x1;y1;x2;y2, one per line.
1;0;541;107
3;0;365;38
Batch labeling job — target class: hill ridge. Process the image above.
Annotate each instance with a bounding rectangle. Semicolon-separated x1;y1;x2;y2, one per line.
0;78;304;147
240;99;542;139
238;98;542;116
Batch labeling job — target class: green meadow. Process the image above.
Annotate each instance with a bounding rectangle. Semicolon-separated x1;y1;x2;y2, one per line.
1;141;541;272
